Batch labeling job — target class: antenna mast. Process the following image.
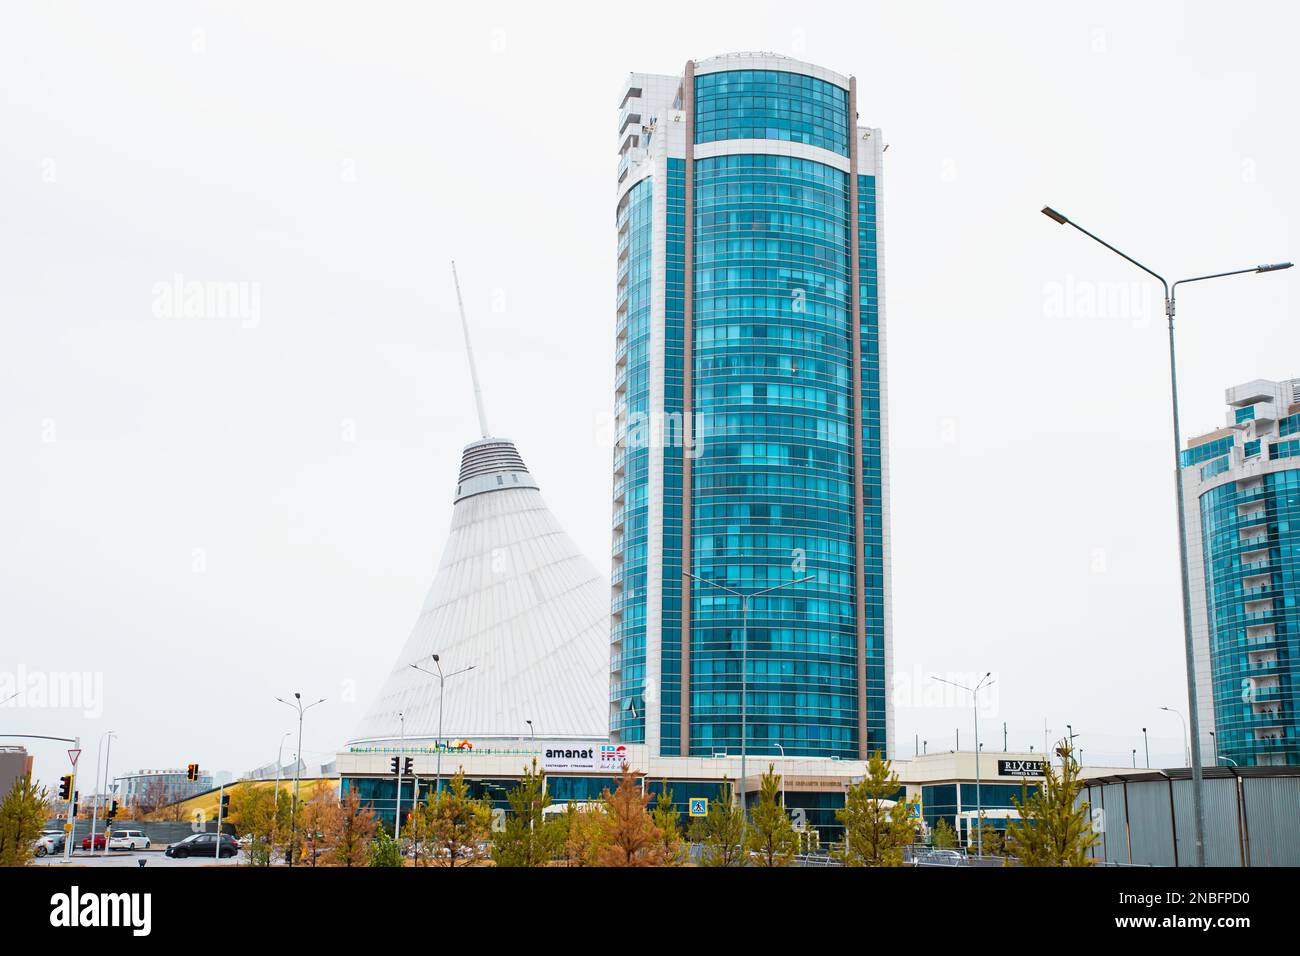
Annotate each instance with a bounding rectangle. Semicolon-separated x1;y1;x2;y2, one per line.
451;260;491;438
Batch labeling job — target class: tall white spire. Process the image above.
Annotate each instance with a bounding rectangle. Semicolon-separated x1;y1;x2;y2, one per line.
451;260;491;438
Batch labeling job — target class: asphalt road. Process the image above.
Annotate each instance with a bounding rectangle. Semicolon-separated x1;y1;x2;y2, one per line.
33;849;249;868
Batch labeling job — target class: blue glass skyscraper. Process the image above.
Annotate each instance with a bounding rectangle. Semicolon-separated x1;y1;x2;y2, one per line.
611;55;892;760
1183;378;1300;767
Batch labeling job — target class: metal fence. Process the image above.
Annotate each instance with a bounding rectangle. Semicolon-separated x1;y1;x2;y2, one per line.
1078;767;1300;867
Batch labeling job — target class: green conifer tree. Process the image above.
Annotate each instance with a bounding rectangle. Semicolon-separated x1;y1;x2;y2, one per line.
430;769;491;867
836;751;919;866
368;827;404;867
0;775;49;867
689;778;747;867
746;764;798;866
650;784;685;865
932;817;957;849
491;759;560;866
1006;742;1100;866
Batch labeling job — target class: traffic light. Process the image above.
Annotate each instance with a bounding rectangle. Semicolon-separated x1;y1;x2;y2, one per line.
107;800;119;821
58;774;73;800
390;756;401;775
72;791;79;816
220;794;230;815
186;763;199;782
402;757;414;776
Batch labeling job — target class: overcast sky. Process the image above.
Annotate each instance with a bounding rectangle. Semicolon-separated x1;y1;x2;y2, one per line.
3;1;1296;786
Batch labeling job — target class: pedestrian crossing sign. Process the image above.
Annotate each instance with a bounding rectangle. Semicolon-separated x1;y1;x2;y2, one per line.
689;797;708;817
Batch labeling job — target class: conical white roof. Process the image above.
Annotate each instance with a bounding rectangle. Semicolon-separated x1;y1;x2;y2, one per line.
349;438;610;744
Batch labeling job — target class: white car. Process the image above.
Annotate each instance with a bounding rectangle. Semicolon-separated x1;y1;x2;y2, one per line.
108;830;151;850
34;830;66;857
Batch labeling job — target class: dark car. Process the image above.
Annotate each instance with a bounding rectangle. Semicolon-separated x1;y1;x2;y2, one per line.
165;832;239;859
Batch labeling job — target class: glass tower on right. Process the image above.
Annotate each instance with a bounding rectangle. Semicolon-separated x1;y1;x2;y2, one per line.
1183;378;1300;767
610;55;892;761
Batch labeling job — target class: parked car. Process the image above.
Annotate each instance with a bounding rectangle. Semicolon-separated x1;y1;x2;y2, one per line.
108;830;151;851
165;832;238;859
915;848;966;867
80;832;107;851
34;830;66;857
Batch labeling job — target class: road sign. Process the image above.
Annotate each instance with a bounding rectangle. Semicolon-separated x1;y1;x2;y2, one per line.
67;749;81;767
688;797;708;818
908;802;922;819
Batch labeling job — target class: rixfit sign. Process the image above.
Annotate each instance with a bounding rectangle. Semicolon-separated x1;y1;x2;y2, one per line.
998;759;1047;777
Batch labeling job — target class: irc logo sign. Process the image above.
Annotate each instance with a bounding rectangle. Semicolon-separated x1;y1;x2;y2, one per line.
599;744;627;770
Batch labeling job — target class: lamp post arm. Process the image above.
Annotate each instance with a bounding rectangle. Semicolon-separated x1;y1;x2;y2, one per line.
751;574;816;598
1172;267;1266;293
1057;217;1169;298
685;571;742;598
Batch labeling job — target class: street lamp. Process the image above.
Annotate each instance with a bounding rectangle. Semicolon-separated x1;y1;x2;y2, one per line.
394;711;405;839
686;571;815;815
1160;706;1191;766
1043;204;1291;867
930;672;995;855
276;692;326;868
525;719;535;740
274;730;293;799
1142;727;1150;769
774;743;786;809
89;730;115;855
410;653;476;797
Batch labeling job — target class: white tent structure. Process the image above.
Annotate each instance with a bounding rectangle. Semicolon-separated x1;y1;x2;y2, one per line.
349;437;611;746
349;264;609;747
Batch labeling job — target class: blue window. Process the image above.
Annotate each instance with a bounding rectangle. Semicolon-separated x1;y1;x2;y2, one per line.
695;70;850;156
1198;474;1300;766
1182;436;1233;468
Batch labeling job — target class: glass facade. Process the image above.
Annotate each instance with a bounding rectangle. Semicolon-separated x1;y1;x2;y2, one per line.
690;151;858;758
613;60;887;762
610;177;653;744
1197;472;1299;765
694;70;850;156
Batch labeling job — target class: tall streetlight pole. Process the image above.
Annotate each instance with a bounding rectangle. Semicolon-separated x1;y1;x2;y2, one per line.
774;742;786;809
89;730;114;855
1142;727;1150;769
276;692;325;868
99;732;115;857
394;712;405;839
274;731;292;798
687;571;814;815
525;720;535;740
1161;706;1191;766
931;672;995;854
1043;204;1291;866
410;654;476;797
930;671;987;853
